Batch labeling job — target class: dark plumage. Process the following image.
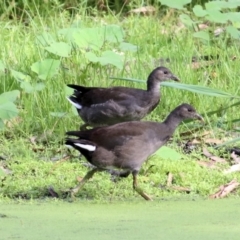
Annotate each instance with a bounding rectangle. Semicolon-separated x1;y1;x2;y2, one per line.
65;103;203;201
67;66;179;130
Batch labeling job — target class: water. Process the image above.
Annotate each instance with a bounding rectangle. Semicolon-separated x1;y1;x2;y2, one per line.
1;199;240;240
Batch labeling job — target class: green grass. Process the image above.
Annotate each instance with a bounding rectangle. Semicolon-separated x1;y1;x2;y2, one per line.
1;8;240;201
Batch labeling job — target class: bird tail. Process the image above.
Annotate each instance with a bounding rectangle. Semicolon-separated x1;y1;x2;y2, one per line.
66;96;82;109
65;138;96;152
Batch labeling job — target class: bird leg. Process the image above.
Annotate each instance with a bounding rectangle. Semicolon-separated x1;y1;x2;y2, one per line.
132;171;152;201
70;168;99;197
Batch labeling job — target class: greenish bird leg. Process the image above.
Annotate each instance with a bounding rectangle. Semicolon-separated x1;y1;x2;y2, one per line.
71;168;99;197
132;171;152;201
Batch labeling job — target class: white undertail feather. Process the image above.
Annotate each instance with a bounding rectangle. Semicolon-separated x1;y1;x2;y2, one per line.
66;97;82;109
74;143;96;151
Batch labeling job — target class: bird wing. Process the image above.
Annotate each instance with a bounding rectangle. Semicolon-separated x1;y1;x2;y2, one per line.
73;86;146;107
66;121;148;149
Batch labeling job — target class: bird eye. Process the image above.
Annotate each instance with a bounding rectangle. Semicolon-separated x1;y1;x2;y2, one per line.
188;109;193;112
163;71;168;74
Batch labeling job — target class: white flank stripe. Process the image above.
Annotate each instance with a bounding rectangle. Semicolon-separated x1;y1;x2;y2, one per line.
65;144;74;149
66;97;82;109
74;143;96;151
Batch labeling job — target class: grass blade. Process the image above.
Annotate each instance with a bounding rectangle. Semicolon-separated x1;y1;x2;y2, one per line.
110;77;239;98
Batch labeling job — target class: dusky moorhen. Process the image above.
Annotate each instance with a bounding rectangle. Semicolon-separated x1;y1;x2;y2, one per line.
65;103;203;201
67;66;179;130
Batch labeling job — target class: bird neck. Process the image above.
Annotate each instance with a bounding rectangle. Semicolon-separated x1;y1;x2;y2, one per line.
147;77;161;95
163;113;183;131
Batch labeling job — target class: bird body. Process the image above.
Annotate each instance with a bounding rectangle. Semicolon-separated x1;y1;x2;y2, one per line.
67;66;179;129
65;103;203;200
66;121;172;171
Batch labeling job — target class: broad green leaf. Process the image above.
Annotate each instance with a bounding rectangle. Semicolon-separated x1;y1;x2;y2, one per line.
205;1;223;11
98;51;124;69
0;102;18;120
193;31;210;41
228;0;240;8
110;77;238;98
179;14;195;27
226;26;240;39
31;59;60;80
103;25;124;43
206;10;228;23
36;32;55;47
0;90;19;102
45;42;71;57
160;0;191;10
58;28;78;43
86;51;124;69
193;5;207;17
119;42;138;52
206;0;240;9
73;27;105;50
227;12;240;22
11;69;31;82
154;146;183;160
85;52;99;63
20;82;45;93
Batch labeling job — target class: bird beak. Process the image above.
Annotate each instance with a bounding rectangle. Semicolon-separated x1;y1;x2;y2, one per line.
171;75;180;82
195;113;204;123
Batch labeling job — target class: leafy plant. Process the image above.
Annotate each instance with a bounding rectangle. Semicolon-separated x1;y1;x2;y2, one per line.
0;90;19;129
179;1;240;41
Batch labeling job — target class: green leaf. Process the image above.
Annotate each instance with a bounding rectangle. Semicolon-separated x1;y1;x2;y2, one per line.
98;51;124;69
179;14;195;27
58;28;78;43
226;26;240;39
110;77;238;98
193;31;210;41
162;82;235;98
103;25;124;43
11;69;31;82
205;1;223;11
228;0;240;8
0;90;19;102
160;0;191;10
227;12;240;22
154;146;183;160
85;52;99;63
119;42;138;52
73;27;105;51
0;102;18;120
31;59;60;80
45;42;72;57
36;32;55;47
20;82;45;93
86;51;124;69
205;10;228;23
193;5;207;17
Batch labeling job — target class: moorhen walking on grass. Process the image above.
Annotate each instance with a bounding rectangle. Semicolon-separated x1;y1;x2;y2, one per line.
67;66;179;130
65;103;203;201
